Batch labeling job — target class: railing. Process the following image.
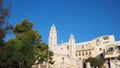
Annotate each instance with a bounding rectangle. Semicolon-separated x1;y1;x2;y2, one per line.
105;50;114;54
105;50;120;56
116;50;120;53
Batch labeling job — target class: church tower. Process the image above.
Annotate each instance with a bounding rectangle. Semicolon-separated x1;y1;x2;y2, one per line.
69;34;76;58
48;24;57;50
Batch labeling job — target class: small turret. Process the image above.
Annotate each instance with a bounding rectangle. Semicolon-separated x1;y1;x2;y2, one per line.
69;34;76;58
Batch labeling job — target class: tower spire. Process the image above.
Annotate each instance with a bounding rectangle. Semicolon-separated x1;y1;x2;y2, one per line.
49;24;57;50
69;33;76;58
70;33;74;39
51;24;55;28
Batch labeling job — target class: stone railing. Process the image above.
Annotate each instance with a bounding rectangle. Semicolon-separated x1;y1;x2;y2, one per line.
105;50;120;58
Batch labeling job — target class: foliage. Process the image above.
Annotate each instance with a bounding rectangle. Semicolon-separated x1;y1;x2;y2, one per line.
117;55;120;60
5;37;34;68
0;19;54;68
85;57;103;68
13;19;54;64
0;0;12;67
0;0;12;45
1;20;36;68
0;1;54;67
0;45;10;68
13;19;33;38
34;43;54;64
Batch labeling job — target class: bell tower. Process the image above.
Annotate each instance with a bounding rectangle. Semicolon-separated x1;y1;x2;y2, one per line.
48;24;57;50
69;34;76;58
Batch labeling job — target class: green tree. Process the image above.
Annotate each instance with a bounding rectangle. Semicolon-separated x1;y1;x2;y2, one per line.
6;35;35;68
0;0;53;67
14;19;54;65
117;55;120;60
5;19;54;68
0;0;12;67
85;57;103;68
0;44;10;68
9;19;41;68
0;0;12;45
34;43;54;65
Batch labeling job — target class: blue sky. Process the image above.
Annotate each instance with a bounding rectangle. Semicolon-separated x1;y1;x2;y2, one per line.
4;0;120;43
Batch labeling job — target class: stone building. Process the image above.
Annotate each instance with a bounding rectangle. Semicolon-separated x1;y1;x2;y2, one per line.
48;24;120;68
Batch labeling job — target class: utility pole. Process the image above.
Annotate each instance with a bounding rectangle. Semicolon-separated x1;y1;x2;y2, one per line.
46;45;49;68
107;58;111;68
62;57;64;68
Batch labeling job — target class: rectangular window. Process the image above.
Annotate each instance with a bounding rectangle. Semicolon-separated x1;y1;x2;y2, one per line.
103;36;109;40
96;39;100;43
108;47;113;52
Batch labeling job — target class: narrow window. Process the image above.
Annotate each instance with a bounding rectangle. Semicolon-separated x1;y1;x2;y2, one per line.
118;46;120;50
82;45;84;48
67;46;69;50
76;52;77;56
89;51;91;55
79;52;81;56
99;48;102;51
86;51;88;55
82;52;84;56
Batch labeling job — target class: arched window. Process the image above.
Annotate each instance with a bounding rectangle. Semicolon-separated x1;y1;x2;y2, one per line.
67;46;69;50
82;51;84;56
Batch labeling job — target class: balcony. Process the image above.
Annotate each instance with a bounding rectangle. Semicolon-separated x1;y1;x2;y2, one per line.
105;50;120;58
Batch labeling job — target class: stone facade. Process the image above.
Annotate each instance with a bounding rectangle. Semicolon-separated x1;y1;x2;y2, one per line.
48;24;120;68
